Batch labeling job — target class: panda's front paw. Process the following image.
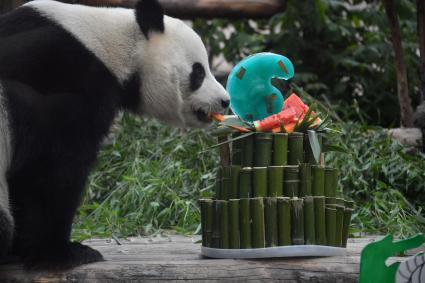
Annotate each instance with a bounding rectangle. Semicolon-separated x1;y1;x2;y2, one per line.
24;242;104;270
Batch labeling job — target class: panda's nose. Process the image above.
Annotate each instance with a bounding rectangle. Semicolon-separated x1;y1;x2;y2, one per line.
221;99;230;108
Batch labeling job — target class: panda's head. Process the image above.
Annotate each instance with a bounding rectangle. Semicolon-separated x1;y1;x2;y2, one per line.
133;0;229;128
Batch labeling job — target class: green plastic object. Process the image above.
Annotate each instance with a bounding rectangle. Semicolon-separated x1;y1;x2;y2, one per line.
359;233;425;283
226;52;295;122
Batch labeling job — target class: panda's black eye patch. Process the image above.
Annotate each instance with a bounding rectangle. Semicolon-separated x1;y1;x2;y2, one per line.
190;62;206;91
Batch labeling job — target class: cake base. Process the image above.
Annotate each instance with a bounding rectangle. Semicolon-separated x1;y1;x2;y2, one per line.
201;245;346;259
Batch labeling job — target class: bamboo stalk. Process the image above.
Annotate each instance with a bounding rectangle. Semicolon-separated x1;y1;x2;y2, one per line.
277;197;291;246
342;208;353;247
314;196;326;245
326;197;336;205
325;207;336;246
239;167;252;198
242;134;254;167
239;198;252;248
283;165;299;197
288;132;304;165
273;133;288;166
254;133;273;167
291;197;304;245
299;163;312;197
344;200;355;209
312;165;325;196
304;133;322;164
251;197;265;248
221;166;232;200
217;200;229;249
212;201;220;248
218;135;230;167
229;165;241;199
324;167;338;198
253;167;268;197
214;167;223;200
264;197;278;247
303;196;315;244
231;133;243;165
335;204;344;247
268;166;284;197
229;199;240;249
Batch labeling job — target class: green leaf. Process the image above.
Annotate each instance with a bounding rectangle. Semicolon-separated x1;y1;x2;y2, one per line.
307;130;321;163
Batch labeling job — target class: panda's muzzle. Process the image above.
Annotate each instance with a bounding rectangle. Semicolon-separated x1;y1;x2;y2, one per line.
194;109;212;123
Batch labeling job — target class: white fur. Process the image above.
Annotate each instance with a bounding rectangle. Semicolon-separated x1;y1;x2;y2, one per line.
0;85;11;212
27;0;229;128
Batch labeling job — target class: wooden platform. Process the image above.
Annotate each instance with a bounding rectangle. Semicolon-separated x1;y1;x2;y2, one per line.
0;235;420;282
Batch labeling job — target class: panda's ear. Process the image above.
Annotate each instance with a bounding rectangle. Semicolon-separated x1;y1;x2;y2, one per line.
135;0;165;39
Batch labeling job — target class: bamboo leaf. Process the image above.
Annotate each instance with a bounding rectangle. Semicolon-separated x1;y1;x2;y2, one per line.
199;132;255;153
307;130;321;163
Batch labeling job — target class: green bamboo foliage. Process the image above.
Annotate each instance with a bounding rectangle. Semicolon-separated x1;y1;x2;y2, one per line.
335;205;344;247
229;199;240;249
299;163;312;197
239;198;252;248
277;197;291;246
239;167;252;198
304;196;316;244
251;197;265;248
254;133;273;167
265;197;278;247
273;133;288;166
284;166;299;197
324;167;338;198
242;134;254;167
342;208;353;247
229;165;241;199
232;133;243;165
344;200;355;209
314;196;326;245
325;207;336;246
253;167;268;197
291;198;304;245
288;132;304;165
312;165;325;196
305;133;322;164
217;200;229;249
268;166;284;197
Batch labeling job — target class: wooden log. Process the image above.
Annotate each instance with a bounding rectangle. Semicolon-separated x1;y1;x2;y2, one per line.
55;0;287;19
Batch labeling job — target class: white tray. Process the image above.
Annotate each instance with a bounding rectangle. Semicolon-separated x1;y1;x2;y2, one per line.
201;245;346;259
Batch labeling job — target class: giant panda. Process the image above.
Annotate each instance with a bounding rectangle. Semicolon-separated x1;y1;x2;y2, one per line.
0;0;229;269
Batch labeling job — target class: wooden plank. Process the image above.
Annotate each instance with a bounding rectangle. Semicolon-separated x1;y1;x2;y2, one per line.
57;0;287;19
0;235;422;282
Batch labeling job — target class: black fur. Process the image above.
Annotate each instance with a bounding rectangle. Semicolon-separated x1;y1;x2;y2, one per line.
0;208;13;257
190;63;206;91
0;5;142;269
135;0;164;39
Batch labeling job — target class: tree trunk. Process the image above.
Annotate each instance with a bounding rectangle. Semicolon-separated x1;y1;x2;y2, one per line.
57;0;286;19
383;0;415;127
418;0;425;102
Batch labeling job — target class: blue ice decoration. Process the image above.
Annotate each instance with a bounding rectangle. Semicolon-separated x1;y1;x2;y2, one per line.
226;52;295;122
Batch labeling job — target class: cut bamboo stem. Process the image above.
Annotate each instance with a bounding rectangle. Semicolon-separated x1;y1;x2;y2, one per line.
314;196;326;245
303;196;315;245
288;132;304;165
325;207;336;246
326;197;336;205
335;204;344;247
324;167;338;198
242;134;254;167
199;199;214;247
253;167;267;197
284;165;299;197
254;133;273;167
251;197;265;248
291;198;304;245
239;198;252;248
273;133;288;166
228;199;240;249
299;163;312;197
344;200;355;209
305;133;322;164
277;197;291;246
231;133;242;165
217;200;229;249
268;166;284;197
221;166;232;200
342;208;353;247
229;165;241;199
212;201;220;248
265;197;278;247
239;167;252;198
312;165;325;196
218;135;230;167
215;167;223;200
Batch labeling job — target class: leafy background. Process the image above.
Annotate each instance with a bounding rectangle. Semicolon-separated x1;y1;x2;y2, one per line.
73;0;425;240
